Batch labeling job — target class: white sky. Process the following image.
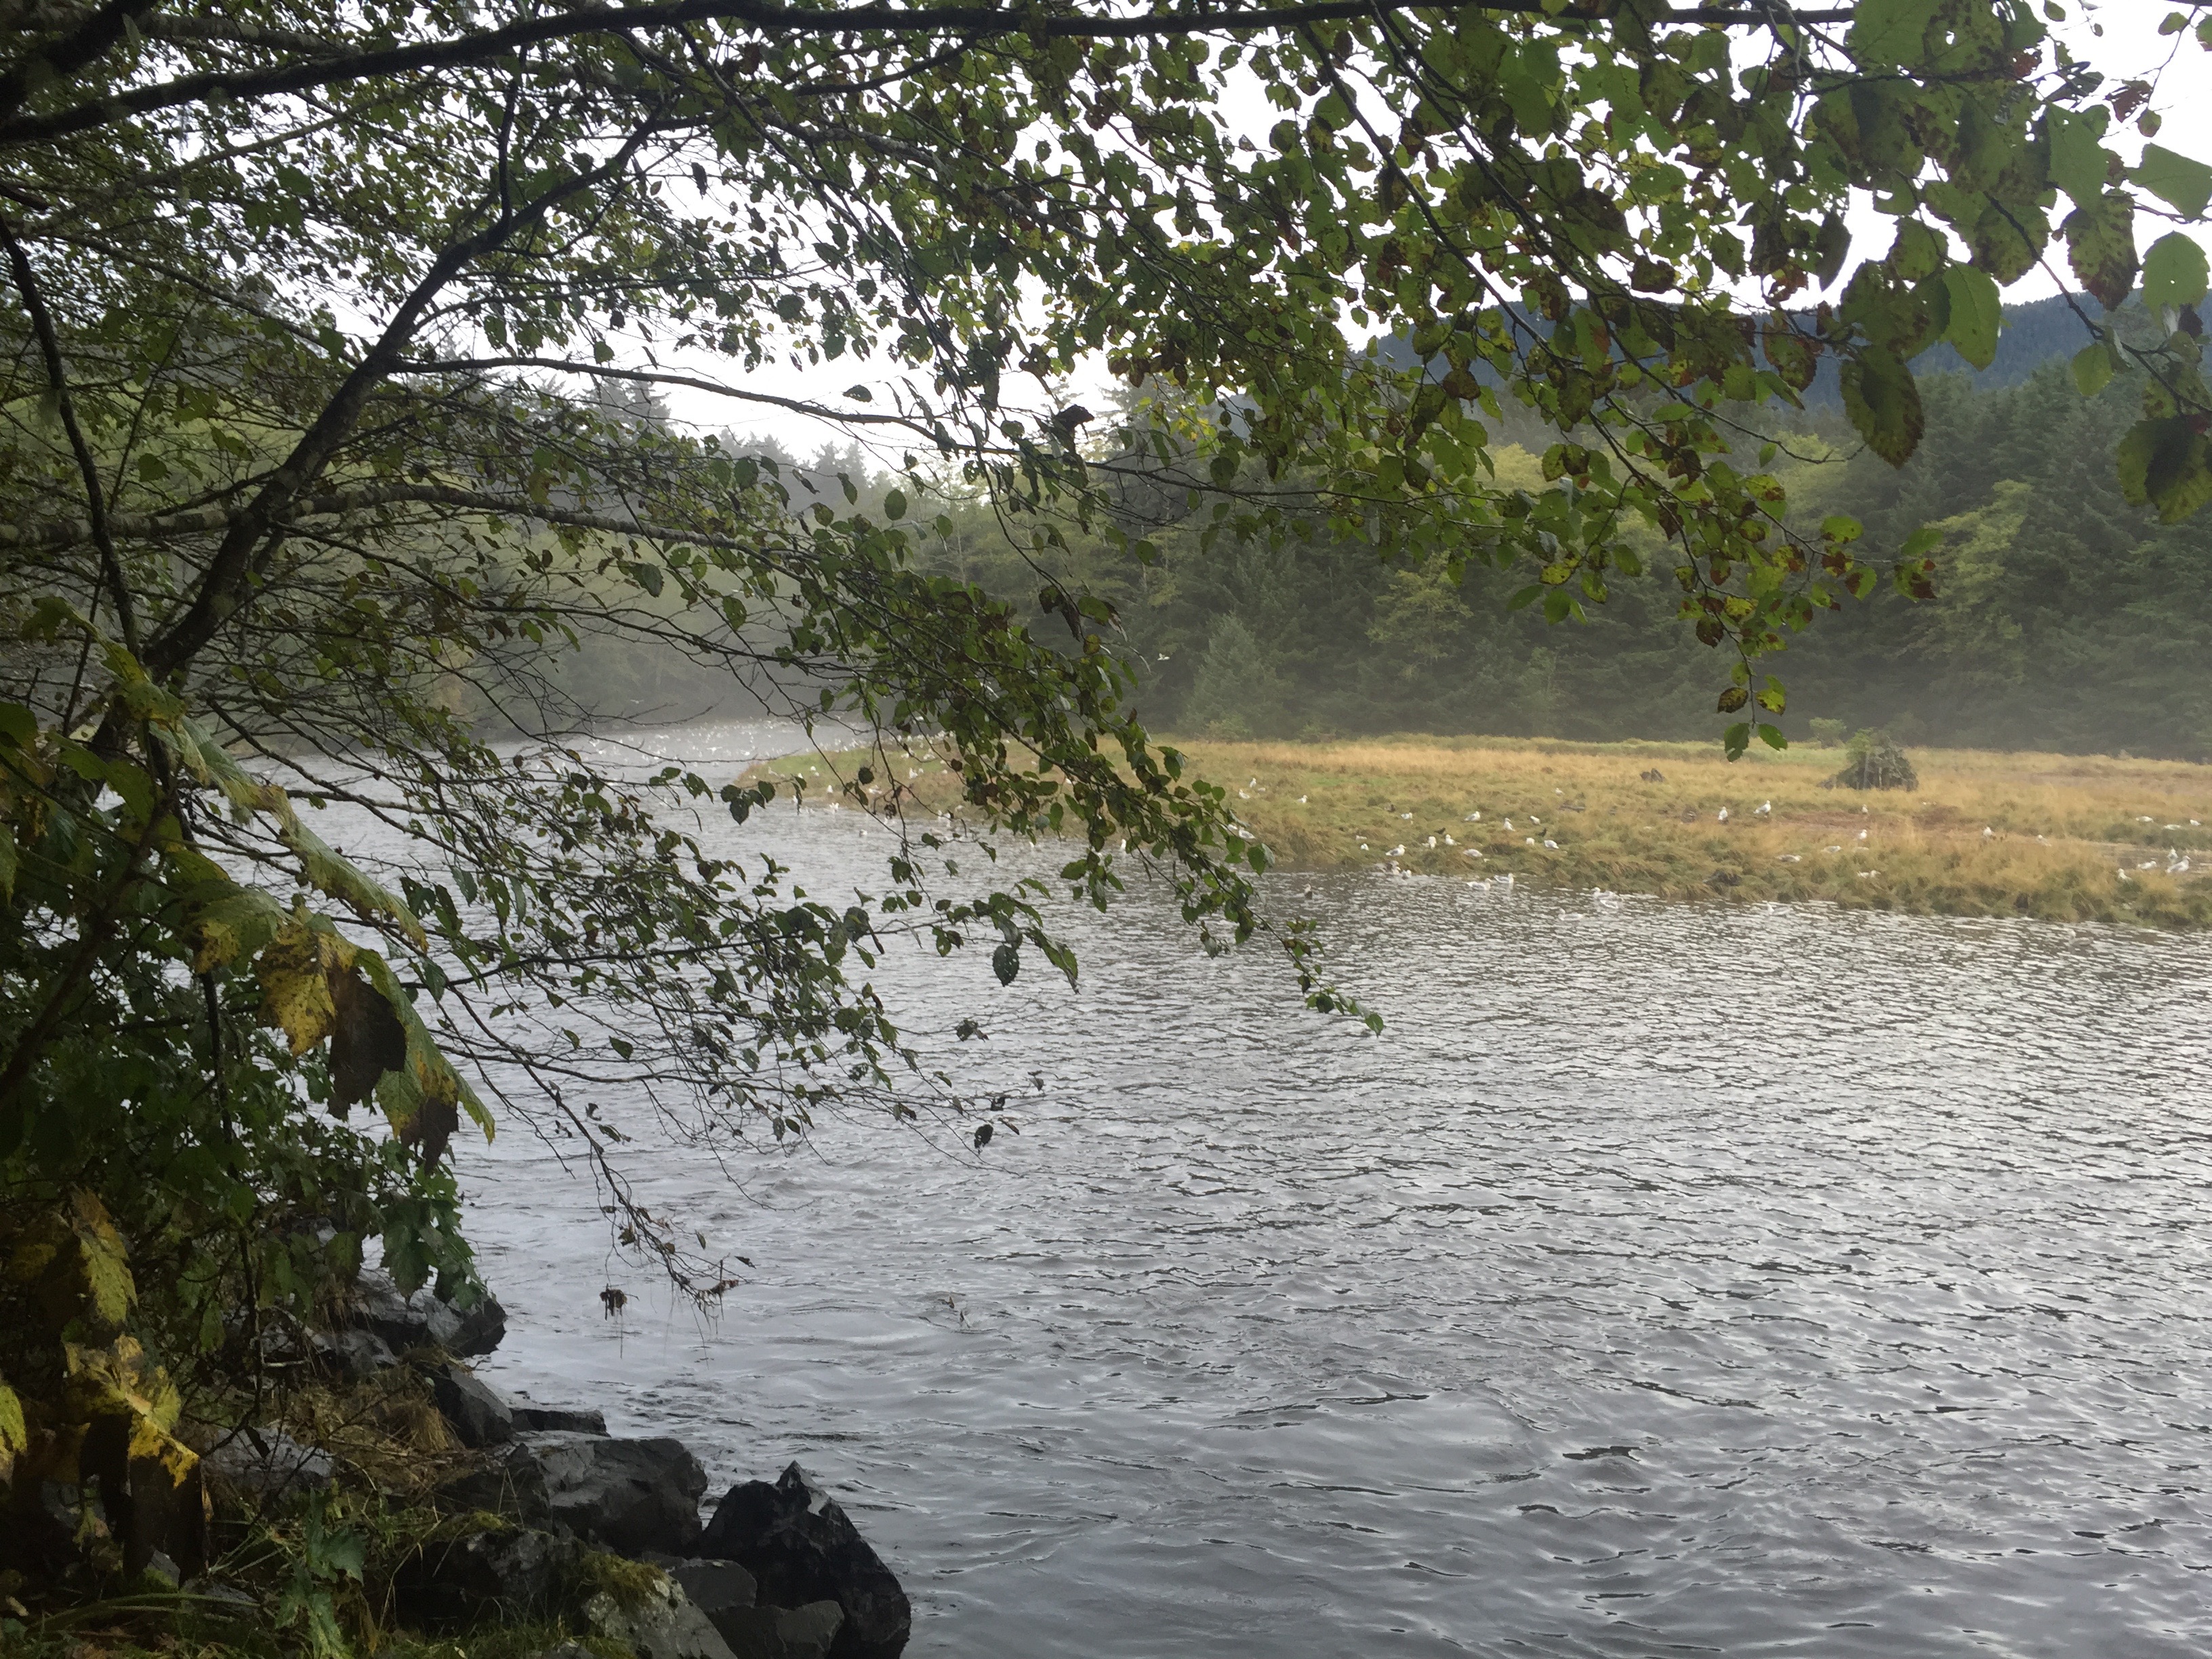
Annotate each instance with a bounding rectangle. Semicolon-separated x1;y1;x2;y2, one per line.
661;2;2212;458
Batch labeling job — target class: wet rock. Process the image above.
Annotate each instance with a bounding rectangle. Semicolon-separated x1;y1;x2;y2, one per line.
351;1267;507;1358
700;1464;909;1659
510;1398;608;1435
654;1558;841;1658
585;1574;737;1659
426;1363;516;1448
202;1429;333;1497
728;1601;845;1659
436;1440;554;1529
318;1328;398;1382
392;1524;581;1627
661;1555;760;1614
524;1431;707;1557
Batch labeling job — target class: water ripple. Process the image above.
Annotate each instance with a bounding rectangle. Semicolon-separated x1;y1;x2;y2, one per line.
447;733;2212;1656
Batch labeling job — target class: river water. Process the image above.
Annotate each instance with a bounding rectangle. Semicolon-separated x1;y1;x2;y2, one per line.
447;722;2212;1656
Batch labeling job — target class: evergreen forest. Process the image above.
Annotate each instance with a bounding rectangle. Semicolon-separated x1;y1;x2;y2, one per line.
901;302;2212;760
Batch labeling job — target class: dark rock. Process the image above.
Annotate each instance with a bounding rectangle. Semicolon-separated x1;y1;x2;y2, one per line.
510;1398;608;1435
436;1440;554;1529
584;1572;738;1659
202;1429;333;1497
662;1556;760;1614
523;1431;707;1557
319;1328;398;1381
1639;768;1666;783
720;1601;844;1659
392;1524;582;1627
700;1464;909;1659
426;1363;516;1448
351;1266;507;1358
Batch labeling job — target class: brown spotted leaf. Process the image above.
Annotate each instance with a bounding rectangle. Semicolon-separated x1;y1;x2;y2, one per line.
2064;190;2139;310
329;965;409;1117
1840;346;1925;467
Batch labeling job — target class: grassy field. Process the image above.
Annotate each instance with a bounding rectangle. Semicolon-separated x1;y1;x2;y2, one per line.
740;734;2212;929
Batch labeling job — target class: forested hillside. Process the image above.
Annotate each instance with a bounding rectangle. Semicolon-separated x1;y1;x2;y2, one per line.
914;350;2212;760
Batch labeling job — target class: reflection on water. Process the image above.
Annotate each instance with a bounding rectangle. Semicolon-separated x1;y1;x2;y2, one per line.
444;724;2212;1656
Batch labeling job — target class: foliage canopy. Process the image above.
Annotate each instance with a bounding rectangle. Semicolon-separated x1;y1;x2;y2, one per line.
1;0;2209;1530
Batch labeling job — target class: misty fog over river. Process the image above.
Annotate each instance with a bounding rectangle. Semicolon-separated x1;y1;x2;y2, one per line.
434;721;2212;1656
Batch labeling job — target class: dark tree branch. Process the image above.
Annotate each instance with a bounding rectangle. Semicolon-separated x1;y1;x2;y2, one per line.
394;354;931;428
0;2;1856;148
0;0;163;127
140;120;671;683
0;478;771;560
0;212;140;654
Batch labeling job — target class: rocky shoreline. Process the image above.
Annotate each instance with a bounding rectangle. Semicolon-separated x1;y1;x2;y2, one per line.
204;1269;912;1659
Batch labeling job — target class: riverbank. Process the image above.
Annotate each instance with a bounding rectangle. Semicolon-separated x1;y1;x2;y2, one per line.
0;1270;907;1659
741;734;2212;930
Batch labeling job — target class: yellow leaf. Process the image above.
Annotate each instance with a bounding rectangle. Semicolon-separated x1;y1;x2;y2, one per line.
65;1189;136;1328
64;1337;197;1486
189;886;287;973
0;1376;26;1485
254;916;352;1055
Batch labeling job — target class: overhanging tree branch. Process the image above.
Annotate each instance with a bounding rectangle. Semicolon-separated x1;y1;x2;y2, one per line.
0;479;769;558
0;1;1856;148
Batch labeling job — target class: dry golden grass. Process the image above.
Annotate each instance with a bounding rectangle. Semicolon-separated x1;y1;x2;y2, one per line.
740;734;2212;928
1179;734;2212;928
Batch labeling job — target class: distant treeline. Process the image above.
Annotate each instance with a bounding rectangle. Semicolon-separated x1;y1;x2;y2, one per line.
920;333;2212;760
553;304;2207;759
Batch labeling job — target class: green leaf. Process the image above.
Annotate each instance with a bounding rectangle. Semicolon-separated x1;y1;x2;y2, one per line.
1840;347;1925;467
2141;232;2210;312
2063;190;2139;310
627;561;665;598
2133;144;2212;220
1850;0;1942;67
1722;720;1753;760
1942;265;2002;370
1900;525;1944;558
883;488;907;520
2072;339;2116;396
2045;105;2112;210
2117;415;2212;522
991;942;1020;985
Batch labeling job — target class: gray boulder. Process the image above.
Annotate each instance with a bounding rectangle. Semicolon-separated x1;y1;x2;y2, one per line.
524;1431;707;1557
351;1267;507;1358
392;1524;581;1626
640;1561;845;1659
426;1363;516;1448
510;1398;608;1435
699;1464;908;1659
585;1573;737;1659
318;1328;398;1382
202;1429;333;1497
436;1439;554;1529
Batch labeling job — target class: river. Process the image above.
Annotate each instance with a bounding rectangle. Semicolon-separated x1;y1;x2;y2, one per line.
443;721;2212;1656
